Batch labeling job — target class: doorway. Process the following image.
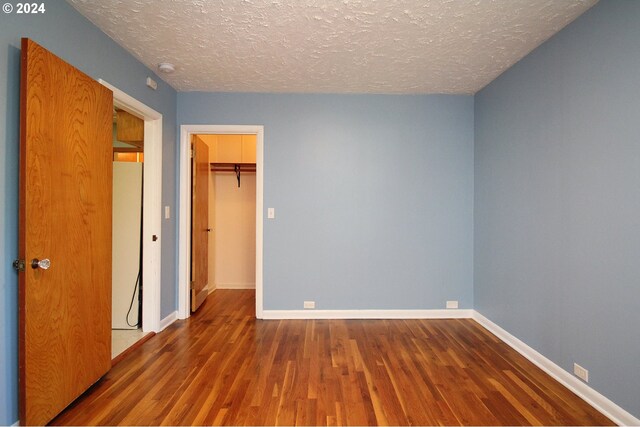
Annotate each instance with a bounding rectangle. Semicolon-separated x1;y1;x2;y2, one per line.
111;110;145;357
100;80;163;333
195;134;257;305
178;125;264;320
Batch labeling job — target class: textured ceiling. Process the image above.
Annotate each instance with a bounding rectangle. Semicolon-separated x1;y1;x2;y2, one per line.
67;0;597;94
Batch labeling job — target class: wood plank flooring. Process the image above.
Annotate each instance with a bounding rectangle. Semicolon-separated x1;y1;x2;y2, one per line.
51;290;613;426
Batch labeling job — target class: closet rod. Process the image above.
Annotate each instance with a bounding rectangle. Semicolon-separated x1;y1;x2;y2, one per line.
210;163;256;172
210;163;256;187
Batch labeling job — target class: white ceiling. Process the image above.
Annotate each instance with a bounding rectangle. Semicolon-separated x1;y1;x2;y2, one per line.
67;0;597;94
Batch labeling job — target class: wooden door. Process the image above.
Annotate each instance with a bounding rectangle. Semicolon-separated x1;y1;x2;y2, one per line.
18;39;113;426
191;136;209;311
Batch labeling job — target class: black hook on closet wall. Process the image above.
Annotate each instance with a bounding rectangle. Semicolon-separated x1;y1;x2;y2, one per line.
235;164;241;187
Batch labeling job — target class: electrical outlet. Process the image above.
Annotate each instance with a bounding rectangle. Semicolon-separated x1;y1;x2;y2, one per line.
574;363;589;382
267;208;275;219
303;301;315;309
446;300;459;309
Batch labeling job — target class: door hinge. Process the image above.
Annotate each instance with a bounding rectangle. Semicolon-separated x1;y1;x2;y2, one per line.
190;149;194;158
190;281;195;290
13;259;26;272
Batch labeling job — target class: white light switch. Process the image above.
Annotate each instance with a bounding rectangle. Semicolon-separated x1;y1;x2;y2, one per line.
267;208;275;219
164;205;170;219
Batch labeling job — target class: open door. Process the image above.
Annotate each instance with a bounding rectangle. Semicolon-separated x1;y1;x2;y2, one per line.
191;136;209;312
18;39;113;426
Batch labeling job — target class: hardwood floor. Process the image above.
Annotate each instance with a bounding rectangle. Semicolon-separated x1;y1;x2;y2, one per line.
51;290;613;426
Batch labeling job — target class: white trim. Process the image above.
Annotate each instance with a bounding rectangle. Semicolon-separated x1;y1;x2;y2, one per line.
178;125;264;320
12;421;19;426
99;81;162;120
262;309;474;320
99;80;163;333
215;283;256;290
159;311;178;332
255;126;264;319
473;311;640;427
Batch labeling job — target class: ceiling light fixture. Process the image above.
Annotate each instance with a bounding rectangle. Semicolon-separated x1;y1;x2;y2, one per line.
157;62;175;74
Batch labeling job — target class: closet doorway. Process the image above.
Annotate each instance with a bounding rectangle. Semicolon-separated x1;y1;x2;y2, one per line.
191;134;257;311
112;110;145;357
178;125;264;320
102;79;164;355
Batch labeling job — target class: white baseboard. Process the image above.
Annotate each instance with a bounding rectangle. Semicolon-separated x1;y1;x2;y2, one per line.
262;309;473;320
159;310;178;332
473;311;640;426
216;283;256;290
12;421;19;426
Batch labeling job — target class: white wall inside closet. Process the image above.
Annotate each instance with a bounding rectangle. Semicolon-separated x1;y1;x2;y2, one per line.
213;173;256;289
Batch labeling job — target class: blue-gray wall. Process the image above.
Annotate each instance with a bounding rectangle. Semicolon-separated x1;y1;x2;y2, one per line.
0;1;177;424
179;93;474;311
474;0;640;417
3;0;638;425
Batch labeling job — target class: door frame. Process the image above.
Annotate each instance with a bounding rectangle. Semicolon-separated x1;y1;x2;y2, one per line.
178;125;264;320
99;80;163;333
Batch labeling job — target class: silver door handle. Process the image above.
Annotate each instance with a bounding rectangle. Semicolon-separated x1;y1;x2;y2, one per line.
31;258;51;270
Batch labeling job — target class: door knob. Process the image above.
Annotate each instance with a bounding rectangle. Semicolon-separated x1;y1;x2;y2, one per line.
31;258;51;270
206;228;212;232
